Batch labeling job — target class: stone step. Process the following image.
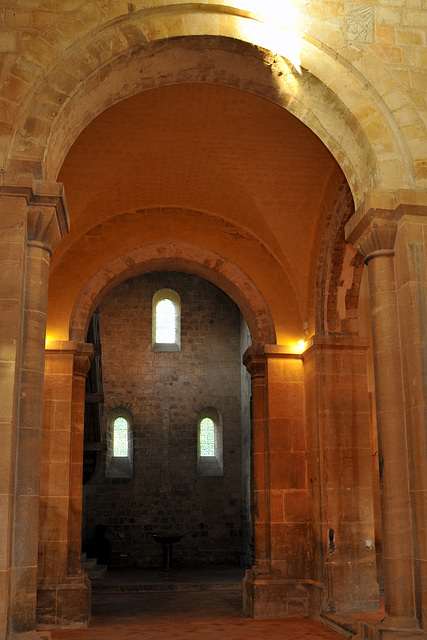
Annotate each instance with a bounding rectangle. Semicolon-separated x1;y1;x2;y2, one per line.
320;613;356;638
81;552;108;579
81;557;97;571
92;580;243;594
87;564;108;580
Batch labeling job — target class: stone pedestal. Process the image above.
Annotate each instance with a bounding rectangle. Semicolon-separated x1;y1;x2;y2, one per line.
355;619;427;640
36;575;91;630
242;568;311;618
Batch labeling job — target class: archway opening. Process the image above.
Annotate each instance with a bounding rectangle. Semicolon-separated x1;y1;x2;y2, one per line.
40;66;382;627
81;271;253;587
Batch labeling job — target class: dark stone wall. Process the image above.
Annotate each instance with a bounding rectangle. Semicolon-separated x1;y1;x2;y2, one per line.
83;272;249;567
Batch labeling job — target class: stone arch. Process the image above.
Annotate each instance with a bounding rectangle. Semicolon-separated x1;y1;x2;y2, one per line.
2;5;418;204
69;242;276;348
314;180;365;336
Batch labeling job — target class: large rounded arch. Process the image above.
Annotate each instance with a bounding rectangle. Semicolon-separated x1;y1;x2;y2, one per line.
68;242;277;347
2;6;419;203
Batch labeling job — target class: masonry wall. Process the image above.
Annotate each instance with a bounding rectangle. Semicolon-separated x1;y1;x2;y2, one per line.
83;272;247;568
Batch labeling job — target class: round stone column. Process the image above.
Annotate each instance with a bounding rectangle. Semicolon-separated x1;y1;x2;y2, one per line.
9;184;68;639
364;245;414;623
346;210;420;636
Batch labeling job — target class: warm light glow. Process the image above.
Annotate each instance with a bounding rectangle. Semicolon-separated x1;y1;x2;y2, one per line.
45;333;59;348
230;0;302;72
296;322;309;352
295;340;307;354
232;0;298;25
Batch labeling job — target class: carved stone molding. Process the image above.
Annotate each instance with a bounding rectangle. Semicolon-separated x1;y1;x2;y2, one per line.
345;192;427;263
73;343;94;379
46;340;94;378
0;173;69;252
243;348;266;379
345;209;400;262
27;205;63;252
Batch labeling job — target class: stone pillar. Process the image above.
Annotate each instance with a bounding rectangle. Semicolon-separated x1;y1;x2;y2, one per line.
394;211;427;632
242;346;310;618
37;342;92;629
346;196;427;639
0;181;28;640
0;176;68;640
69;347;93;576
244;351;270;576
303;336;378;614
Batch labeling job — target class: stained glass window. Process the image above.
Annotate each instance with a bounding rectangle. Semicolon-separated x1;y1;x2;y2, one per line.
199;417;215;456
113;416;128;457
155;298;176;344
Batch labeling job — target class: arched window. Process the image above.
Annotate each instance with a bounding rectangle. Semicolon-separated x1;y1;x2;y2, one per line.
197;408;223;476
199;417;215;457
113;416;129;457
106;408;133;478
152;288;181;351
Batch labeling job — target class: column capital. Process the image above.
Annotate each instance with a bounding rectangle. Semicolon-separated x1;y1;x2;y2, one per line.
243;347;267;379
345;190;427;262
0;173;69;252
46;340;93;377
73;343;93;378
346;208;400;261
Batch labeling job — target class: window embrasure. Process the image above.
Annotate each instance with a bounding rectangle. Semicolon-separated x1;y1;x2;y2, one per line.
113;416;129;457
152;288;181;352
106;408;133;478
197;407;223;477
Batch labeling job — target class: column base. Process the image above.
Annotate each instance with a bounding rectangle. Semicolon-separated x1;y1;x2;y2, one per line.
36;574;91;629
242;568;310;618
322;558;379;613
354;617;427;640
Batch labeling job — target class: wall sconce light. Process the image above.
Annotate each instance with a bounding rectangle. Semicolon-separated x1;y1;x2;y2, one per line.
298;322;309;349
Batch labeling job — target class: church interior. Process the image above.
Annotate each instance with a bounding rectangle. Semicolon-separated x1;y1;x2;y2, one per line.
1;2;427;639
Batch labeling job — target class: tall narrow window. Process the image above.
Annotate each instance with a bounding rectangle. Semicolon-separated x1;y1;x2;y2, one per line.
152;289;181;351
113;416;129;457
199;417;215;457
197;408;223;476
156;298;176;344
106;408;133;478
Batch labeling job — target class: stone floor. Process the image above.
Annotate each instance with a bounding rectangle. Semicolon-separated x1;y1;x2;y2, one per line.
48;567;384;640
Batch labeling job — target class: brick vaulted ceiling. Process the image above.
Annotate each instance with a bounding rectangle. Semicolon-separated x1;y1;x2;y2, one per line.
51;82;345;344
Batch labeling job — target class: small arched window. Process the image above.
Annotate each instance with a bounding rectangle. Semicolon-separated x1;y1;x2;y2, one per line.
199;417;215;457
106;408;133;478
113;416;129;457
197;408;223;476
152;289;181;351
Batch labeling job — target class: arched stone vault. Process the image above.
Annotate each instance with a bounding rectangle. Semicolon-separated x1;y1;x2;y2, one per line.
47;204;301;345
1;4;421;202
68;242;276;347
2;4;427;639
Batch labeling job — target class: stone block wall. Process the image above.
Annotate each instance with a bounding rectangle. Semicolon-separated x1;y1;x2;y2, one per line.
83;272;248;568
